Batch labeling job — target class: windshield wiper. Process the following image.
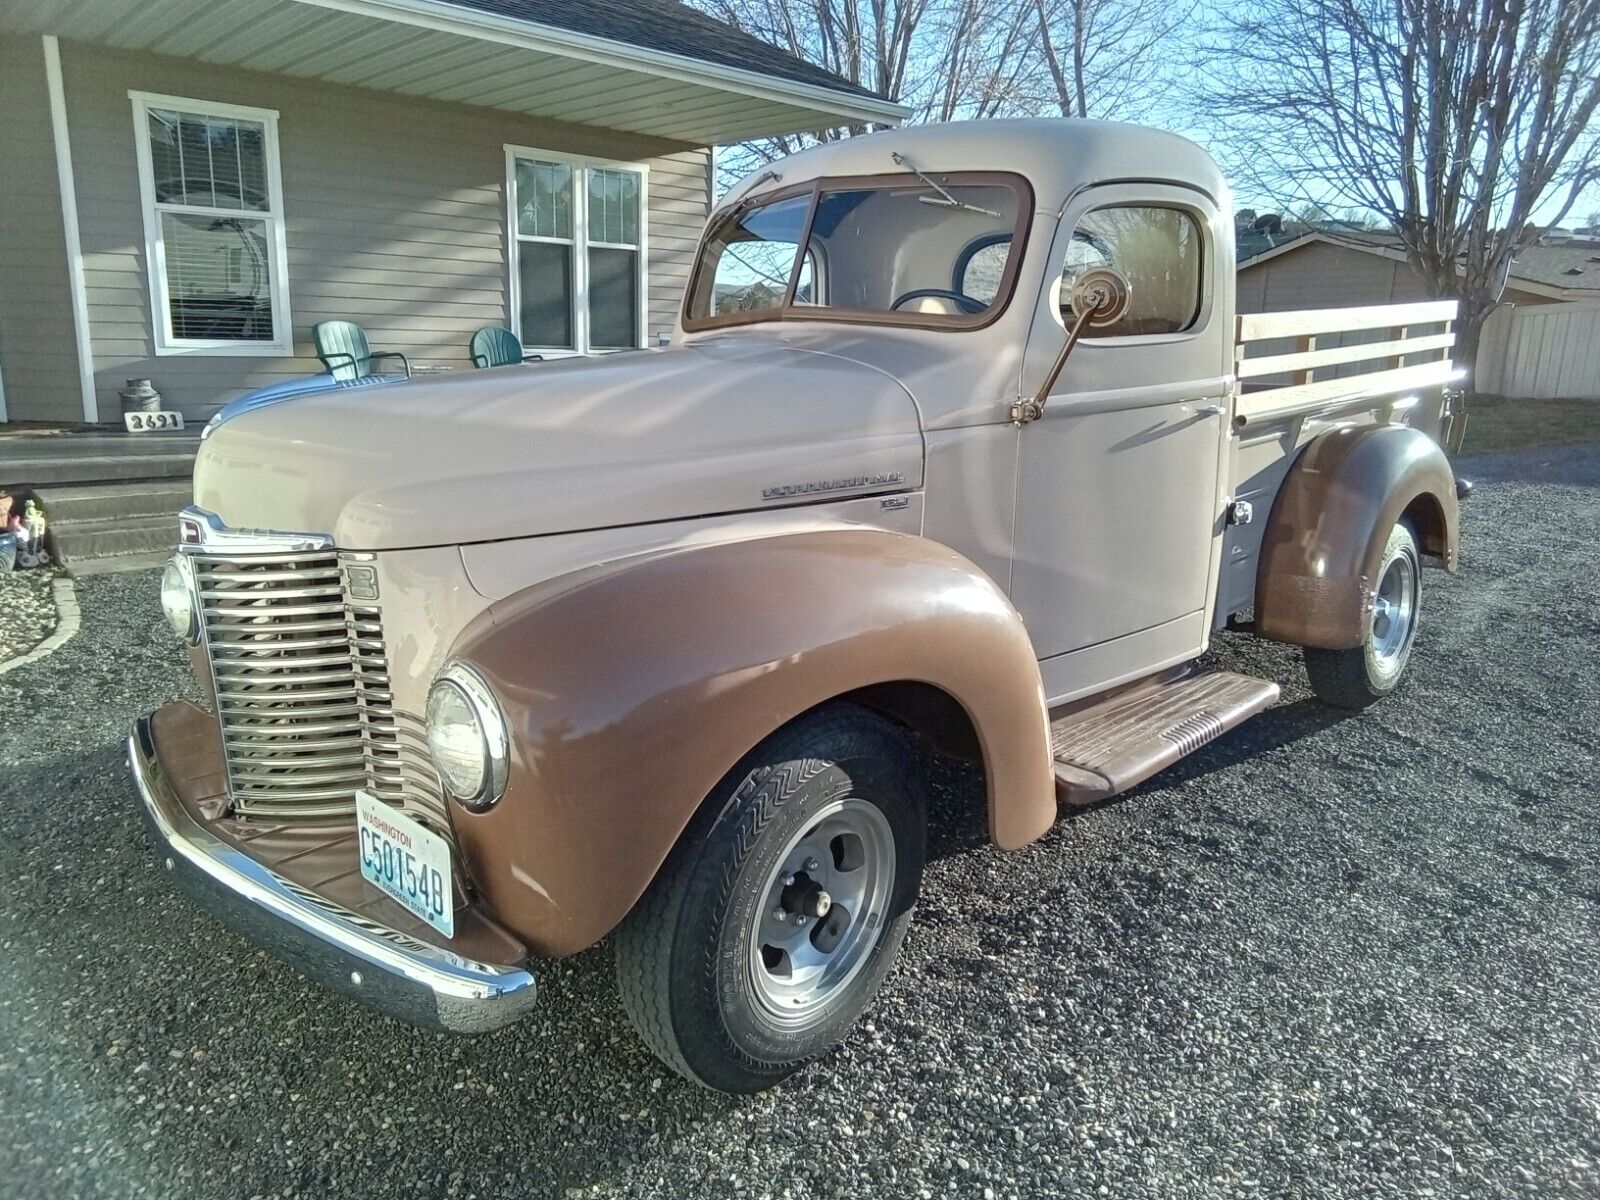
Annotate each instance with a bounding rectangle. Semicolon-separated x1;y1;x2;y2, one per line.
723;169;782;213
891;152;1000;217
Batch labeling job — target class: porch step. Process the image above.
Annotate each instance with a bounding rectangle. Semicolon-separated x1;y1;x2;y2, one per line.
1;431;201;459
1051;669;1280;805
69;549;174;576
51;513;177;565
36;480;191;523
4;452;198;487
2;431;200;486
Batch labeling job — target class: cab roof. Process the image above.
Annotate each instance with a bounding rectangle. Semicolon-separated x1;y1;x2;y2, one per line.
721;119;1227;215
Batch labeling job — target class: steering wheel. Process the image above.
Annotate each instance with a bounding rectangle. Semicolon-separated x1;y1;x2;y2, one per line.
889;288;987;315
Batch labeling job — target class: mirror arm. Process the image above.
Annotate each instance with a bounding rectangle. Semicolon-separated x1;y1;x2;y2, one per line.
1013;267;1131;426
1012;304;1097;426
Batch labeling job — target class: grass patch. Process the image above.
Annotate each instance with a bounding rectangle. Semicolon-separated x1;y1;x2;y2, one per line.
1460;394;1600;455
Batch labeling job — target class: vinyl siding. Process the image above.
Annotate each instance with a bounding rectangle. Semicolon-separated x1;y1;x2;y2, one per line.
0;35;83;424
57;40;711;419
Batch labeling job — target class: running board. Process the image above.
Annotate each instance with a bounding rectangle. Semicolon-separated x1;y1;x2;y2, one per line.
1051;670;1280;805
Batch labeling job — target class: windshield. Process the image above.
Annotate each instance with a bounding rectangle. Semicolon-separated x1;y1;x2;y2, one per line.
685;172;1030;329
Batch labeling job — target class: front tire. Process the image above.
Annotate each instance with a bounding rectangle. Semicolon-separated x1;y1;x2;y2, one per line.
1305;521;1421;710
614;704;926;1093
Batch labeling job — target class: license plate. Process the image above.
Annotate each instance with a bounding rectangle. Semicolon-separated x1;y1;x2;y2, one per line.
356;791;454;938
123;410;185;432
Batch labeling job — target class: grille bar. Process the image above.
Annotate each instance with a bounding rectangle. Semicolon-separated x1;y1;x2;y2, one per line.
191;548;455;845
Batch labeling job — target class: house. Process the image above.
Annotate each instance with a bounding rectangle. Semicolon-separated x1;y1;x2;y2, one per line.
1238;230;1600;399
0;0;904;431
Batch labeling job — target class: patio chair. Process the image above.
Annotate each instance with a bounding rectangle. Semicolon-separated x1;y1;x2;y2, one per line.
469;325;543;368
312;320;411;382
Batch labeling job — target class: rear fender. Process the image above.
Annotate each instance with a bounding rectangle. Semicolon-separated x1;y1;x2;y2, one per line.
446;529;1056;956
1255;424;1459;649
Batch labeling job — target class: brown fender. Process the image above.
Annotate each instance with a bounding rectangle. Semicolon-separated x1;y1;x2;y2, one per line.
1255;423;1459;650
446;529;1057;957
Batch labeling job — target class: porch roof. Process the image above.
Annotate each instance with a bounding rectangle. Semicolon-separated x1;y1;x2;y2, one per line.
0;0;906;144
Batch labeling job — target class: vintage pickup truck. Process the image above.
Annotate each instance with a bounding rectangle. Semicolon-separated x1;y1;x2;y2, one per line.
130;119;1467;1093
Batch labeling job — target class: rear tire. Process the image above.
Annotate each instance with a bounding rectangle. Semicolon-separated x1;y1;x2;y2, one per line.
614;704;926;1094
1305;521;1421;710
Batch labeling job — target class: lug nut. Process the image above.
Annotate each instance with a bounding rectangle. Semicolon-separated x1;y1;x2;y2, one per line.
783;873;796;887
804;858;819;872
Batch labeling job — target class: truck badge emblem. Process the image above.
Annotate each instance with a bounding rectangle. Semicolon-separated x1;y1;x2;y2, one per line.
345;564;379;601
762;472;905;502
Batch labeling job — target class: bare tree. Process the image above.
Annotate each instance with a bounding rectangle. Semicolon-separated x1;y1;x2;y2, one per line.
1207;0;1600;369
693;0;1038;186
1030;0;1197;120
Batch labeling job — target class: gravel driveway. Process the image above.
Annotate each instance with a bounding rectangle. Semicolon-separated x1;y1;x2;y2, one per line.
0;571;58;664
1;444;1596;1200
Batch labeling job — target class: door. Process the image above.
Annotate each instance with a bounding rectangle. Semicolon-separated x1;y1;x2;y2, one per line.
1010;186;1231;698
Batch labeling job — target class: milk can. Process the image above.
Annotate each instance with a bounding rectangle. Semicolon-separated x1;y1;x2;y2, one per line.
119;378;162;416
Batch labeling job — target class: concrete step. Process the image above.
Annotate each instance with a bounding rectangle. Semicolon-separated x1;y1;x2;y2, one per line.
1;431;202;459
69;548;172;576
37;480;192;523
5;453;197;487
51;513;177;564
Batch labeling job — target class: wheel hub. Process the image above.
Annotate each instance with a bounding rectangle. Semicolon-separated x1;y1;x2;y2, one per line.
780;875;833;920
747;797;895;1025
1370;550;1417;668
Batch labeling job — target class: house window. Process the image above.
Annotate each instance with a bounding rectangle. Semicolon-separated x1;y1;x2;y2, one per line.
131;92;291;356
508;148;647;354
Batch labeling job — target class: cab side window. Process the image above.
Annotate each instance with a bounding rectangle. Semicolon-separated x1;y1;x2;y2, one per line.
1062;206;1203;337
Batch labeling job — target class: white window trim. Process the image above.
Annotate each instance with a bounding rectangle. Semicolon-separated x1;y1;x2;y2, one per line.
504;144;649;357
130;90;292;357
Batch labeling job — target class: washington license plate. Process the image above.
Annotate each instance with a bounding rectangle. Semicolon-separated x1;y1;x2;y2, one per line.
356;791;454;937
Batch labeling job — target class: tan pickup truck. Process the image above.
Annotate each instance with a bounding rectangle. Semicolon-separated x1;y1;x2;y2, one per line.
130;119;1467;1093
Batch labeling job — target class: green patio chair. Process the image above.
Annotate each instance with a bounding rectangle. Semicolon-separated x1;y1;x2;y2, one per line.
469;325;543;368
312;320;411;382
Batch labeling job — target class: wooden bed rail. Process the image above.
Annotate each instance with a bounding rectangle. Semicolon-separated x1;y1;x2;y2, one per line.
1234;300;1461;429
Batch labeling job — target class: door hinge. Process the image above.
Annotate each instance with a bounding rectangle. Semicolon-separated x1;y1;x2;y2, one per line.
1010;398;1043;425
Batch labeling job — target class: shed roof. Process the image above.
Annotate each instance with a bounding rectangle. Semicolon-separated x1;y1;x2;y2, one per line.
1239;230;1600;300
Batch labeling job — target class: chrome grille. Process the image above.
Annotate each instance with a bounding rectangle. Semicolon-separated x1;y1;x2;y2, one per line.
193;548;452;840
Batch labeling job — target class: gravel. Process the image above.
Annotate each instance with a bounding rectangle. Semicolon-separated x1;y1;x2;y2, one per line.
0;571;59;664
1;443;1597;1200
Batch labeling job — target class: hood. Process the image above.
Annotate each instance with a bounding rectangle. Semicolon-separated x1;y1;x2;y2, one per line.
193;338;923;550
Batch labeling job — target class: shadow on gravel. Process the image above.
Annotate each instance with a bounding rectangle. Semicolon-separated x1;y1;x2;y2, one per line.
0;742;752;1198
924;695;1350;866
1455;441;1600;488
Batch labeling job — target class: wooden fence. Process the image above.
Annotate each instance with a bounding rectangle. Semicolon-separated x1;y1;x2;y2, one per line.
1476;300;1600;399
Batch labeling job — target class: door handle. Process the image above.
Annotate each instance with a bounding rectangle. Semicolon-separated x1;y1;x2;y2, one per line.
1196;403;1227;416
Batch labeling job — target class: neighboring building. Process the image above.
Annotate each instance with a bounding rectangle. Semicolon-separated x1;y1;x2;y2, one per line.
1238;230;1600;399
0;0;904;427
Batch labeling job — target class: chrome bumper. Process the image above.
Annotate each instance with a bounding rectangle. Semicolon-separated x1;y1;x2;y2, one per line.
128;715;536;1033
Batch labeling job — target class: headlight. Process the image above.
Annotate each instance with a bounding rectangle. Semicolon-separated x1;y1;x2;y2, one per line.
425;663;509;811
160;554;198;643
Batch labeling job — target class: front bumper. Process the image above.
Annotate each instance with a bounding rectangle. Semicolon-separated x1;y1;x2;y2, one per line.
128;714;537;1033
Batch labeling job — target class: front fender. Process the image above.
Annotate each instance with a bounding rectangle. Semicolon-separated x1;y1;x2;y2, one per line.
446;529;1056;956
1255;423;1459;649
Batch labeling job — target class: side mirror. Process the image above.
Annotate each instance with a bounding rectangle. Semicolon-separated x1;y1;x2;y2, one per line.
1013;268;1132;425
